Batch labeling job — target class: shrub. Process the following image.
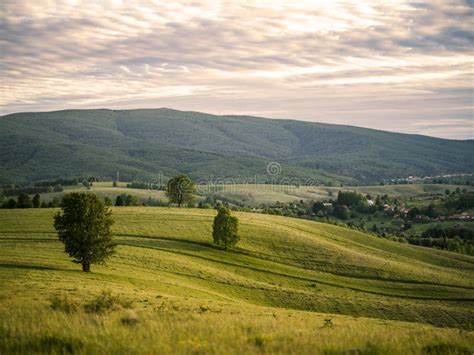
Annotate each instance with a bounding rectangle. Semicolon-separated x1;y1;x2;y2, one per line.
84;291;132;314
120;310;139;326
50;294;80;313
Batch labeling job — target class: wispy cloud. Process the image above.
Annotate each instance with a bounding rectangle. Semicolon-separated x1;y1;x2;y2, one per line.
0;0;472;138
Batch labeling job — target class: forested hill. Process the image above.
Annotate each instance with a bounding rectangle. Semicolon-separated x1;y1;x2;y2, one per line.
0;108;472;184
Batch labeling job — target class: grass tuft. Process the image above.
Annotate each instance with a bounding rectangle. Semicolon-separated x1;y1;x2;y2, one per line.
422;342;472;355
120;310;139;326
84;291;132;314
50;294;80;313
253;335;266;350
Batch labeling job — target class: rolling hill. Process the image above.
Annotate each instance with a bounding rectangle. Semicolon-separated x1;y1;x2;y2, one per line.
0;108;472;185
33;180;474;208
0;208;473;353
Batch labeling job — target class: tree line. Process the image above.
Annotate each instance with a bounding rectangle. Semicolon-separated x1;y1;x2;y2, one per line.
1;193;62;209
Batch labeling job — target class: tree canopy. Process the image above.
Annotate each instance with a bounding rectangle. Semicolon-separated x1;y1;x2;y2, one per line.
212;206;240;250
337;191;366;207
166;175;195;207
32;194;41;208
17;194;33;208
53;193;116;272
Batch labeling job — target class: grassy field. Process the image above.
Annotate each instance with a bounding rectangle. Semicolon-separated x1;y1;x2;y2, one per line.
196;183;474;206
36;182;473;206
1;207;473;354
39;181;168;204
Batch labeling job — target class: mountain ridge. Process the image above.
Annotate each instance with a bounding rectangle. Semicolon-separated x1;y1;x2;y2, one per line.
4;107;472;142
0;108;472;185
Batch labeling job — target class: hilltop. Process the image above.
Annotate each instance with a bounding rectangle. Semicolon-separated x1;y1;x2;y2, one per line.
0;108;472;185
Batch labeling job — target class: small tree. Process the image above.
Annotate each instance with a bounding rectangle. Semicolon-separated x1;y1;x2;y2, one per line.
333;204;349;220
312;201;326;215
166;175;195;207
32;194;41;208
125;194;140;206
104;196;112;206
115;195;124;206
17;194;33;208
54;193;116;272
212;207;239;250
3;198;16;209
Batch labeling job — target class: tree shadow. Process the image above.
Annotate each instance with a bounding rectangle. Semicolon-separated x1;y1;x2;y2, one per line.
0;263;71;272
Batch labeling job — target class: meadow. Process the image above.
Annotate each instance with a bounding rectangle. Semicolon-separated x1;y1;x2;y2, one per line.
1;207;473;353
36;181;473;207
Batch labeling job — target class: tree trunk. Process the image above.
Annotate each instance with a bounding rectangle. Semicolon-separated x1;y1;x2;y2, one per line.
82;262;90;272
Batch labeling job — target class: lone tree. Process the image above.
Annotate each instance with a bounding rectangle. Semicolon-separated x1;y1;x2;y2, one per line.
32;194;41;208
166;175;195;207
54;193;116;272
115;195;124;206
212;206;239;250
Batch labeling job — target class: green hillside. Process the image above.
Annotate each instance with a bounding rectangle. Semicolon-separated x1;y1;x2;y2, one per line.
0;108;472;185
1;208;473;353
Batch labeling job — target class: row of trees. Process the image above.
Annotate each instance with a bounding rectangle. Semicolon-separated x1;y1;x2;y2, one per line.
1;184;63;197
1;194;61;209
1;174;197;209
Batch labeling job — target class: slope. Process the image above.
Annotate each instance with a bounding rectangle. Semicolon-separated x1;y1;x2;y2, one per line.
0;108;472;185
1;208;473;353
0;208;473;325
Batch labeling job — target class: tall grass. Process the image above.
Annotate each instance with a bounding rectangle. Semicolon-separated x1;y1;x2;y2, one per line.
0;207;473;353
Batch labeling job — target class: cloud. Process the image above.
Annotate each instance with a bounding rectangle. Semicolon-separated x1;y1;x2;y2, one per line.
0;0;473;139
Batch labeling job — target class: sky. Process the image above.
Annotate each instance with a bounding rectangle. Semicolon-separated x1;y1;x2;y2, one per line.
1;0;473;139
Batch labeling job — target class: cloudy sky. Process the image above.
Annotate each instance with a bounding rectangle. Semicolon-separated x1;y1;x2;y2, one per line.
1;1;473;139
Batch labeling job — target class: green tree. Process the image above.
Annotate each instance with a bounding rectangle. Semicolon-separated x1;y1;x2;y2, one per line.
48;197;60;208
3;198;16;209
115;195;124;206
103;196;112;206
333;204;349;220
312;201;326;215
337;191;366;207
212;207;239;251
125;194;140;206
407;207;420;220
17;194;33;208
166;175;195;207
54;193;116;272
32;193;41;208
